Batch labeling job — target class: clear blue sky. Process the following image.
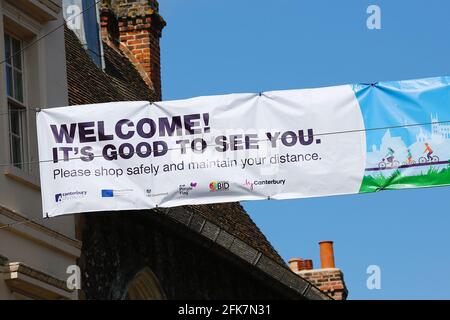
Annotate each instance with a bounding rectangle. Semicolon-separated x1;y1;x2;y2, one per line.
158;0;450;299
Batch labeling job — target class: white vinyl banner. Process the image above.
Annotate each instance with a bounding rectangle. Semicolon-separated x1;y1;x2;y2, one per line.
37;85;367;217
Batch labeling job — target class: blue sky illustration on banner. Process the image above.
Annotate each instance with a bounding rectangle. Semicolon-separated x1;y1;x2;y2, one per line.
354;76;450;152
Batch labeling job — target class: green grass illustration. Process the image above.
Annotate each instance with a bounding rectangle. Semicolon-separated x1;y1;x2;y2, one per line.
360;165;450;193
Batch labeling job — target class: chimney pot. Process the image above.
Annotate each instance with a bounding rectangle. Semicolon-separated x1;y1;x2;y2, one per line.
288;258;303;273
319;240;336;269
288;258;314;272
304;259;313;270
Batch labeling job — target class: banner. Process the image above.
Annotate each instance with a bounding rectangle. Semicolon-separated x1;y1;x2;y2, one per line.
37;76;450;217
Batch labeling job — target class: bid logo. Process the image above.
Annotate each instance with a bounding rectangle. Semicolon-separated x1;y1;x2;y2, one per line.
209;181;230;192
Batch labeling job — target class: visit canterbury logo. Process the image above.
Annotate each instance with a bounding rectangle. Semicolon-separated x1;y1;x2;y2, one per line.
209;181;230;192
55;191;87;203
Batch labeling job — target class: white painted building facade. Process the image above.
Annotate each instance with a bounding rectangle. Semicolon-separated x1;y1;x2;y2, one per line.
0;0;80;300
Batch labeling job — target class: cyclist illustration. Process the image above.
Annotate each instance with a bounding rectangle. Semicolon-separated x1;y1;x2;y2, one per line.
424;143;433;161
379;147;399;168
385;147;395;163
419;143;439;163
406;148;414;164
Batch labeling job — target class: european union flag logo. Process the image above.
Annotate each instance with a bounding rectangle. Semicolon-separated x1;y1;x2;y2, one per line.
101;189;114;198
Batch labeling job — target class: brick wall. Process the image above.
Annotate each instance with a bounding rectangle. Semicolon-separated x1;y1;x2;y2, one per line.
298;269;348;300
100;0;165;100
118;15;164;98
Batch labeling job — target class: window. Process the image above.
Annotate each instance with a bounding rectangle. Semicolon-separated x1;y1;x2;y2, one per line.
63;0;105;68
4;33;27;169
8;103;26;169
5;33;24;102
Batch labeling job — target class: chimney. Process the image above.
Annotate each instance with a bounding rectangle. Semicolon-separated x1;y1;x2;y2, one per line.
319;240;335;268
288;241;348;300
100;0;166;100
